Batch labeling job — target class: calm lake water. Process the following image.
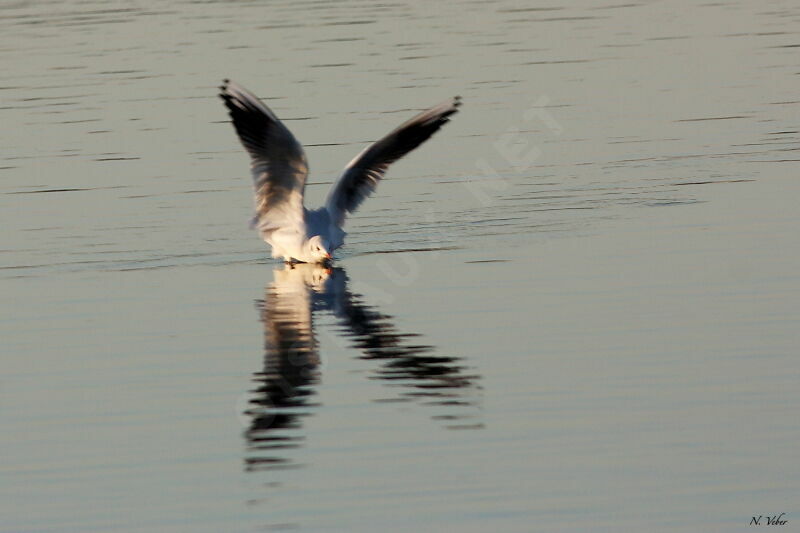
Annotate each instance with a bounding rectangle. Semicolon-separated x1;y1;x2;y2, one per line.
2;1;799;531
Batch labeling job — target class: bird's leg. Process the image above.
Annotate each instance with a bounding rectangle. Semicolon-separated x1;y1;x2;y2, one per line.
285;258;306;268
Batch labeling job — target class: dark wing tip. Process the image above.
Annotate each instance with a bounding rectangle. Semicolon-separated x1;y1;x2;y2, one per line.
440;96;462;119
219;79;232;101
438;97;462;121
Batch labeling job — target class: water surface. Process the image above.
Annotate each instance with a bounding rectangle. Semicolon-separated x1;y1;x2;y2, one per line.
2;1;799;531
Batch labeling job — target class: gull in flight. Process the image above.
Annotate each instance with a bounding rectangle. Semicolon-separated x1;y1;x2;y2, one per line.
219;79;461;264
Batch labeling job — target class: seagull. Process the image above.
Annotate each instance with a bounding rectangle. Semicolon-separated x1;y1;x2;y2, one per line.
219;79;461;264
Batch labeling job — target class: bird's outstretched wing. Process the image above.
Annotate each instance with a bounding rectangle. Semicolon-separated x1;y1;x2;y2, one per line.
220;80;309;232
325;96;461;227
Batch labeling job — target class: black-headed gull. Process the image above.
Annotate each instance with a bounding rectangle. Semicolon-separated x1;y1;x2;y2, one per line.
219;80;461;264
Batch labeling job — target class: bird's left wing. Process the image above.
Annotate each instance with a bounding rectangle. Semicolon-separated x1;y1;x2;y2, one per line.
325;96;461;227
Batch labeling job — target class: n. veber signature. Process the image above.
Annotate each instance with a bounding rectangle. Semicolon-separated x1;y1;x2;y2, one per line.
750;513;788;526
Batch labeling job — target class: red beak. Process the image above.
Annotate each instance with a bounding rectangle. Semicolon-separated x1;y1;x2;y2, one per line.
325;252;332;260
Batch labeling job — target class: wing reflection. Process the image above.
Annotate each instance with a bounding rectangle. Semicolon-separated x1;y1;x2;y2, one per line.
244;266;323;472
244;264;481;472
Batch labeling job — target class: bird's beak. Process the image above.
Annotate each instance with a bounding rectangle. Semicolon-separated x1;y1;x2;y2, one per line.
325;252;332;260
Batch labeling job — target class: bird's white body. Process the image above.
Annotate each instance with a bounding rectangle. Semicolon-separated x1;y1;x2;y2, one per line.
261;208;345;262
220;80;460;263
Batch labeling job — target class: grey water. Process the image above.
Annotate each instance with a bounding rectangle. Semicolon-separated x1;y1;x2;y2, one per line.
2;1;799;531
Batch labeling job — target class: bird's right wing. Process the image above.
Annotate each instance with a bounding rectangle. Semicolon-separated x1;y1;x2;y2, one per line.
325;96;461;227
220;80;309;232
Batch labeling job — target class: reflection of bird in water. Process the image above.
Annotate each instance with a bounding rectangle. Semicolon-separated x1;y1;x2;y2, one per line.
244;264;481;472
244;267;322;472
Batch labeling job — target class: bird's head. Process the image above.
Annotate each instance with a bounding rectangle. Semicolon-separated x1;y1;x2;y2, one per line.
306;235;332;263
